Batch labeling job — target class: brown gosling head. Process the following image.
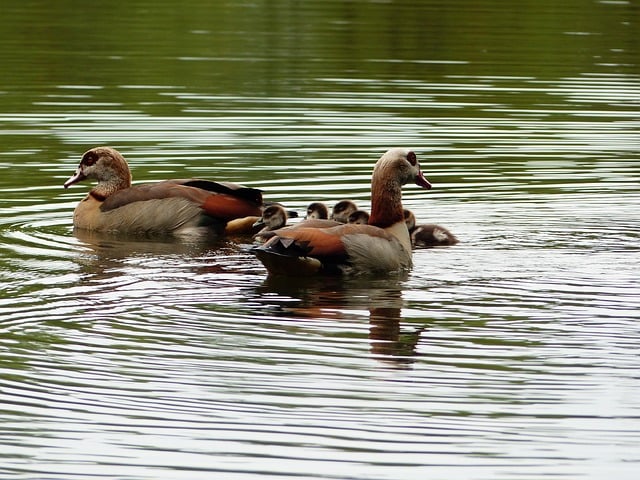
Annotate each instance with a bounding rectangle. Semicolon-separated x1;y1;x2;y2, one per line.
306;202;329;220
254;204;288;232
403;209;416;232
347;210;370;225
331;200;358;223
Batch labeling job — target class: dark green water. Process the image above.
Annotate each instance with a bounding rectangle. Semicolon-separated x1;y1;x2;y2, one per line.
1;1;639;479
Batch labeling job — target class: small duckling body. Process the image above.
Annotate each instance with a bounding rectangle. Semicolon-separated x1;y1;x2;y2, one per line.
403;209;458;247
253;204;290;241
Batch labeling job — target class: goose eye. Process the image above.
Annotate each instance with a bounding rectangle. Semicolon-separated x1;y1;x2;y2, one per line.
82;152;98;166
407;151;417;166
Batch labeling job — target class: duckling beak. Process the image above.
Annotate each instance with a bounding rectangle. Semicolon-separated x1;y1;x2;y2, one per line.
252;217;266;228
415;170;432;189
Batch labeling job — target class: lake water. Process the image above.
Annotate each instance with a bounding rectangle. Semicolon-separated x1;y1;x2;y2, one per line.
1;1;639;479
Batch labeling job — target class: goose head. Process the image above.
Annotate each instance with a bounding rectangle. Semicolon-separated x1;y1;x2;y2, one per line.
64;147;132;198
368;148;431;229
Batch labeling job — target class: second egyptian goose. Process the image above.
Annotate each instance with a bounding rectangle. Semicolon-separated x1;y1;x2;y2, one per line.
63;147;263;236
253;148;432;276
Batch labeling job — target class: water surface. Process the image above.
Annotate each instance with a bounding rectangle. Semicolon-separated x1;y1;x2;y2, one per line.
1;1;639;479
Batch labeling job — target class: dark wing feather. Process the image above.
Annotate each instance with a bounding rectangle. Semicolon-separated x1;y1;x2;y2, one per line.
182;179;263;205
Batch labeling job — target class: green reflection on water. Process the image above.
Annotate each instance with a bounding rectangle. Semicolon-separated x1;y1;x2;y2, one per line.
1;0;636;106
0;3;638;478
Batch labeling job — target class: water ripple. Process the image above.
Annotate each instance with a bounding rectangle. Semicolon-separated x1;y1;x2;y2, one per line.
1;47;639;480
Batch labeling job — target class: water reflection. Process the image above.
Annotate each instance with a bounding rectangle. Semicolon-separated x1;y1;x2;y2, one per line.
1;0;639;478
257;275;424;366
72;227;225;260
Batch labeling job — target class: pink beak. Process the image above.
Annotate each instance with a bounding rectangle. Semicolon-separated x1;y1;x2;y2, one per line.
415;170;432;190
63;168;86;189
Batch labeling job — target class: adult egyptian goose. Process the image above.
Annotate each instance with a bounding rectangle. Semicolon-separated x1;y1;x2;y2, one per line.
403;209;459;247
253;148;432;276
330;200;359;223
63;146;263;235
305;202;329;220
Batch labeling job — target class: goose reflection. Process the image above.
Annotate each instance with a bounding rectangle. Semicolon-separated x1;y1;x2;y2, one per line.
368;304;424;365
72;227;222;256
71;229;424;366
256;275;424;366
69;227;243;283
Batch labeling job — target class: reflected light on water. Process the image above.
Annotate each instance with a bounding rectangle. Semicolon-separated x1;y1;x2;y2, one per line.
1;1;639;478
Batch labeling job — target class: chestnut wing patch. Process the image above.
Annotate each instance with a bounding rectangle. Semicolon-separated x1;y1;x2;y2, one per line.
274;227;347;257
201;194;262;220
273;224;392;257
101;179;262;220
